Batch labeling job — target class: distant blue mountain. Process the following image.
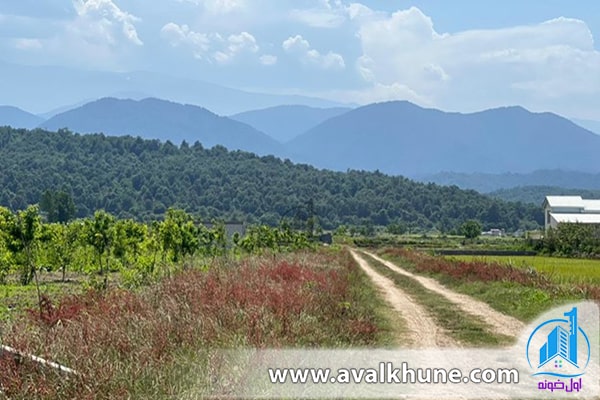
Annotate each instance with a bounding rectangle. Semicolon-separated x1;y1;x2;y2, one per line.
487;185;600;204
418;170;600;193
287;101;600;176
231;105;352;143
40;98;285;156
573;118;600;136
0;60;350;116
0;106;43;129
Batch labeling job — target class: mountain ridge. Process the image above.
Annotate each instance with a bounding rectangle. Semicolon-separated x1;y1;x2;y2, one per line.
0;105;44;129
286;101;600;176
419;170;600;193
231;105;352;143
40;97;285;156
0;60;351;116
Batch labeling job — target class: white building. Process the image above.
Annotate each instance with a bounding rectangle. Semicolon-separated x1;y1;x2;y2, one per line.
542;196;600;231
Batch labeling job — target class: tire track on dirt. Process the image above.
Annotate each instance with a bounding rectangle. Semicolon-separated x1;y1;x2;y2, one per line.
349;249;457;348
361;250;525;338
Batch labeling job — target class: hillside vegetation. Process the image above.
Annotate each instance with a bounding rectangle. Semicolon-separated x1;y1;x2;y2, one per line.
0;126;542;231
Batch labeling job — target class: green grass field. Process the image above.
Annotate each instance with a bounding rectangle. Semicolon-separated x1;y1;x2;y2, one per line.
446;255;600;285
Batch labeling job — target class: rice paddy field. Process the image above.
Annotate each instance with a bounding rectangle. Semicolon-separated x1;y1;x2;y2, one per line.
446;255;600;286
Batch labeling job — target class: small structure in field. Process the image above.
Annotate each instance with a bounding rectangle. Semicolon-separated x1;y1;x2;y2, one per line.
482;228;504;237
542;196;600;231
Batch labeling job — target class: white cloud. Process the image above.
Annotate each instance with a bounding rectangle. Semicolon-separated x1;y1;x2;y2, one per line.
214;31;259;63
176;0;244;14
349;5;600;116
161;23;263;64
161;23;212;58
282;34;345;70
0;1;144;68
290;8;345;28
259;54;277;65
71;0;143;46
13;38;43;50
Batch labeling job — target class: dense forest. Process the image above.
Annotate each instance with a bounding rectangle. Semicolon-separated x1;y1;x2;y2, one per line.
0;126;543;231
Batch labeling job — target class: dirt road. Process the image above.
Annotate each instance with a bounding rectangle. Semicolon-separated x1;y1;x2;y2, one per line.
361;250;525;338
349;249;457;347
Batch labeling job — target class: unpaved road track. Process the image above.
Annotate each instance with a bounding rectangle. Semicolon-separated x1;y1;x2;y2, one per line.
361;250;525;338
349;249;457;347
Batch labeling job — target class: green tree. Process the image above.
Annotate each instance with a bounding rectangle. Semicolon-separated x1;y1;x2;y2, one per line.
460;220;482;239
159;209;199;264
84;210;116;288
3;205;43;286
386;222;407;235
42;222;82;282
40;190;76;223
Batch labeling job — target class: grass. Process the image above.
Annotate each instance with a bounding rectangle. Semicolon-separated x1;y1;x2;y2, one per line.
0;249;396;399
0;280;84;323
378;248;597;321
446;255;600;285
361;252;514;346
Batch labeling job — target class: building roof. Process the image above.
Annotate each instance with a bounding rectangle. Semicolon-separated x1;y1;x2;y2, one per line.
584;200;600;212
543;196;584;209
550;213;600;224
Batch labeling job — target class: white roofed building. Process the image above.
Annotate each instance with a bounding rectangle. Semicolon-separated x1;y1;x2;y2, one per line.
542;196;600;231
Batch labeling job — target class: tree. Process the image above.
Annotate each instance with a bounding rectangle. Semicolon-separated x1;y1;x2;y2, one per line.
43;222;82;282
159;209;199;264
460;220;482;239
386;222;407;235
84;210;116;288
40;190;76;223
3;205;43;285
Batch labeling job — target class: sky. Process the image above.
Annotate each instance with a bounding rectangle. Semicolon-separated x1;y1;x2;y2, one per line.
1;0;599;119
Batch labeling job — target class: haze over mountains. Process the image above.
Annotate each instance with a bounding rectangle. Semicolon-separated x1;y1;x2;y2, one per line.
0;106;43;129
40;98;285;157
231;105;351;143
287;101;600;175
421;170;600;193
0;61;348;116
2;96;600;193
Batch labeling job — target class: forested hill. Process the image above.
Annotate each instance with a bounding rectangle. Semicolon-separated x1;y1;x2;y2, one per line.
0;127;542;231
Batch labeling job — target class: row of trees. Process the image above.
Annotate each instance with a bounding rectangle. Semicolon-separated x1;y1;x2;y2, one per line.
0;206;314;288
537;223;600;257
0;127;543;231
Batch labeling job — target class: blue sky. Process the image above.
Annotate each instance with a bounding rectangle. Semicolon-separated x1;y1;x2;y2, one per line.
1;0;599;119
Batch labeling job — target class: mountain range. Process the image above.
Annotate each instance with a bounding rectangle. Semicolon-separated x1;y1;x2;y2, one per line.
420;170;600;192
231;105;351;143
2;96;600;192
488;186;600;205
0;60;349;116
40;98;284;157
287;101;600;176
0;106;43;129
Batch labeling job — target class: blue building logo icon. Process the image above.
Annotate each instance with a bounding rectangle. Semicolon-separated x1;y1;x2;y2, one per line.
526;307;591;378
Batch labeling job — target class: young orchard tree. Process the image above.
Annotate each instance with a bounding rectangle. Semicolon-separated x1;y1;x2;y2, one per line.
159;208;199;265
84;210;116;288
2;206;43;286
112;219;147;268
43;222;83;282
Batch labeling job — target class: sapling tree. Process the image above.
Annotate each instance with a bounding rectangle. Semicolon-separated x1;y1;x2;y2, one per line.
159;208;199;265
3;205;43;286
84;210;116;288
42;222;83;282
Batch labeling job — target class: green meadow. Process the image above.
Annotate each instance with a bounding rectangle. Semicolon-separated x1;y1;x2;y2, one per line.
446;255;600;285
